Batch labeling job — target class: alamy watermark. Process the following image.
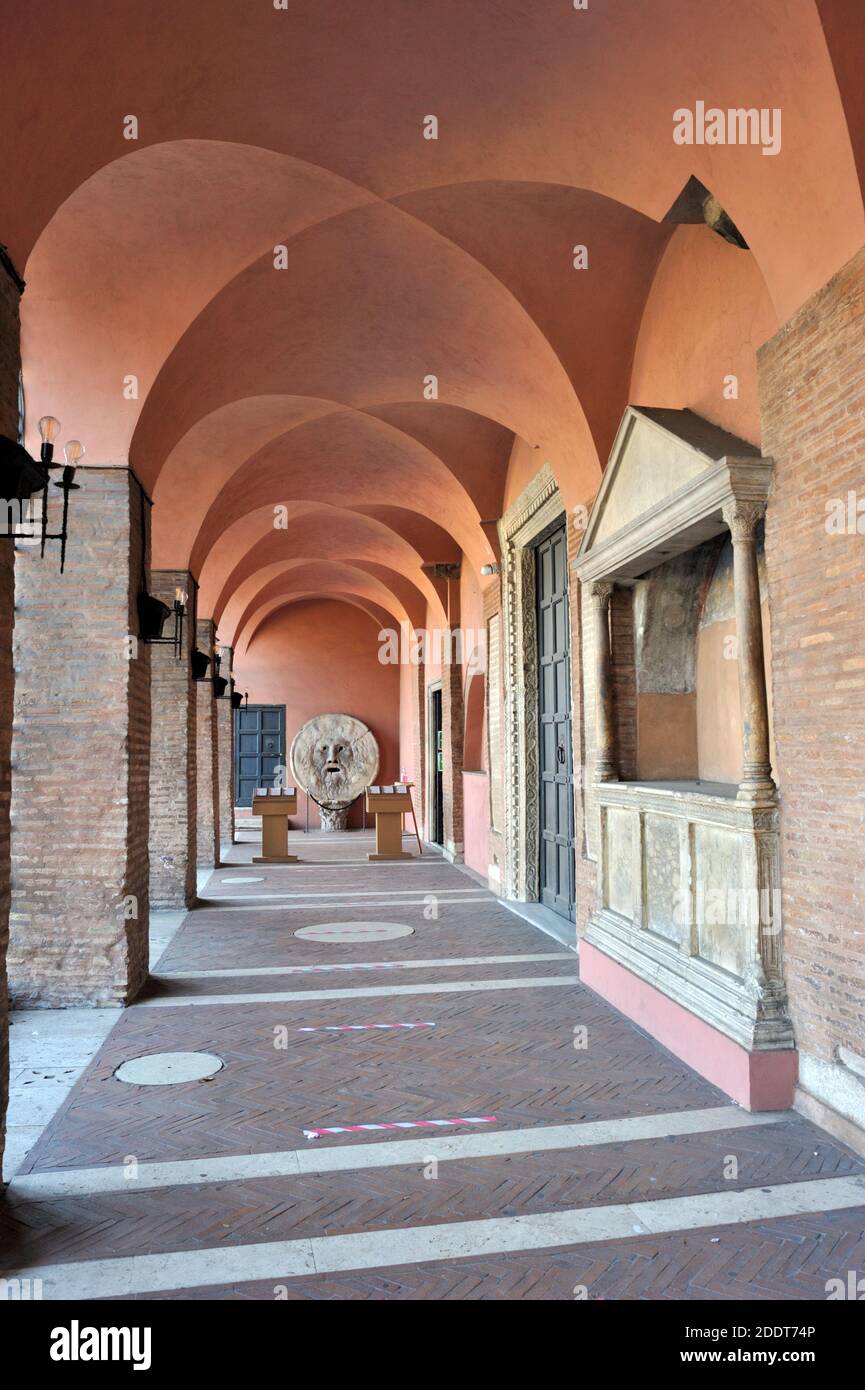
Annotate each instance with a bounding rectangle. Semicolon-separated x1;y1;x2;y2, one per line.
378;624;486;669
673;102;781;157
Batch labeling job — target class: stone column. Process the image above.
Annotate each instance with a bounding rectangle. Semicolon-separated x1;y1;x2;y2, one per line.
10;469;151;1005
195;619;219;869
216;645;235;853
590;581;618;781
149;570;197;909
722;500;776;802
0;246;22;1175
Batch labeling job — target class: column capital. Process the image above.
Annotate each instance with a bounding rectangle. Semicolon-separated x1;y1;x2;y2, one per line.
589;579;615;606
722;499;766;544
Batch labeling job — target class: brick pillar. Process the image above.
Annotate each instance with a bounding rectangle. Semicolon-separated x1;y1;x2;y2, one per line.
216;645;235;851
149;570;197;908
10;468;151;1005
0;247;22;1174
195;619;219;869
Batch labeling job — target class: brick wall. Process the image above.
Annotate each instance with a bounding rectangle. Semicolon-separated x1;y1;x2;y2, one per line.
149;570;196;908
610;587;637;781
195;619;219;869
10;469;151;1005
0;250;22;1174
758;243;865;1093
567;511;597;937
216;659;235;851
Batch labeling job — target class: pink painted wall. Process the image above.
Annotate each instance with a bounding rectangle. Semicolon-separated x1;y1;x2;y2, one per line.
236;598;400;828
463;772;490;880
630;225;779;448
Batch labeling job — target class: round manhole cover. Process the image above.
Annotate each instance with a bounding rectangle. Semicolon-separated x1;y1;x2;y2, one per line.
114;1052;224;1086
294;922;415;943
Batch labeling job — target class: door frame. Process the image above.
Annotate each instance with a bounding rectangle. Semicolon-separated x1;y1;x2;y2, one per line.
426;681;443;845
499;463;571;904
534;517;576;919
233;703;287;805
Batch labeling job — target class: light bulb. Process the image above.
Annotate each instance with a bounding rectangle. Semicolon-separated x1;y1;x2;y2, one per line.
38;416;61;443
175;585;188;607
63;439;85;465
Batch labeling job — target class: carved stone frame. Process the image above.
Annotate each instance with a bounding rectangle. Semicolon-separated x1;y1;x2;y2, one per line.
498;464;567;902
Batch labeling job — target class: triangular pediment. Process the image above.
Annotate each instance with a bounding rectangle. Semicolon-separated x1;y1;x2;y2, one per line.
575;407;768;581
586;408;759;550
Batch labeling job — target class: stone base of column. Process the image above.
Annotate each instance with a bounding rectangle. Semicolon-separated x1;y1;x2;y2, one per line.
580;940;798;1110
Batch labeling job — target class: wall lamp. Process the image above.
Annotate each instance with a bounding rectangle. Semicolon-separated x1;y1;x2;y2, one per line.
191;648;211;682
230;683;249;711
0;416;83;571
138;584;187;659
212;649;229;699
480;562;500;576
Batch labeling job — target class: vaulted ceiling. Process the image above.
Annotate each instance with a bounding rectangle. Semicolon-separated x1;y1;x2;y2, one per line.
6;0;864;647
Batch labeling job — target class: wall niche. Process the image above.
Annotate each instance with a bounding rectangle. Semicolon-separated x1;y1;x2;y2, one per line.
575;406;793;1074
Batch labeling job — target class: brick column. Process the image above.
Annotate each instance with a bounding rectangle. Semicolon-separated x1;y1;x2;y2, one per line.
216;645;235;852
149;570;197;908
195;619;219;869
0;247;22;1175
10;468;151;1005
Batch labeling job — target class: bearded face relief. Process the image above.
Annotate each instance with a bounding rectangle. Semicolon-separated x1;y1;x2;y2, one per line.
290;714;379;830
312;738;355;800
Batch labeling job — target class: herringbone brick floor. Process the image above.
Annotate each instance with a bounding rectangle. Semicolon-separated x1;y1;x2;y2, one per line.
1;833;863;1300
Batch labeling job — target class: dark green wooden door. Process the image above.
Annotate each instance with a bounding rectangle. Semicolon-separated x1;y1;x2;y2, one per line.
235;705;286;805
536;525;575;919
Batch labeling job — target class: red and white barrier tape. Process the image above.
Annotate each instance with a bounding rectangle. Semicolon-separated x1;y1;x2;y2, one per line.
303;1115;497;1140
297;1021;435;1033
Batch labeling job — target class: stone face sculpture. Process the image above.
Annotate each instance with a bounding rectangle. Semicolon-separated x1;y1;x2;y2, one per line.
290;714;379;831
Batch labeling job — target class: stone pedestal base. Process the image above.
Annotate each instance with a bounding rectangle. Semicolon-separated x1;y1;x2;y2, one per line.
320;804;349;832
580;940;798;1111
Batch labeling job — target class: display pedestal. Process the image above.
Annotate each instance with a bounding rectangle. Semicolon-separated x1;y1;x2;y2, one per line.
366;785;416;861
252;791;300;863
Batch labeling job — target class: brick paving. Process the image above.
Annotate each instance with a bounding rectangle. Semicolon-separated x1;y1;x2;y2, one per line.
1;833;863;1300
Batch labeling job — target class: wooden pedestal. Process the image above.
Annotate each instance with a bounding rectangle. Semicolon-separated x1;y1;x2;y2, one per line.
365;786;415;860
252;793;299;863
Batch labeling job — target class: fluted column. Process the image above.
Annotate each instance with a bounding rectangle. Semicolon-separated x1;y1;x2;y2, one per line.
590;581;618;782
722;500;776;802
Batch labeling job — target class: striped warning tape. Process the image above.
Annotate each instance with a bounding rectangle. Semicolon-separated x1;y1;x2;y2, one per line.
287;962;415;973
297;1022;435;1033
303;1115;497;1140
